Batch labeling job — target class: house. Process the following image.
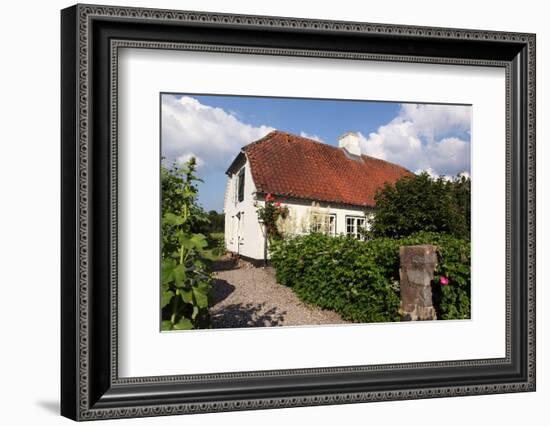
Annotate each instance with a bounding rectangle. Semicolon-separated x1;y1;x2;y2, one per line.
223;130;411;262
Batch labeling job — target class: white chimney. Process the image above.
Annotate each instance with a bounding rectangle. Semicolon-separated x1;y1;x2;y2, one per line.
338;132;361;156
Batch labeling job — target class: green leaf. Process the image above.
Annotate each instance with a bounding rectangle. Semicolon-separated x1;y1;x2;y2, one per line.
163;212;184;226
161;290;174;308
192;306;199;319
179;288;193;303
173;318;193;330
192;284;209;308
180;233;208;251
161;320;173;331
190;233;208;250
161;260;176;286
173;264;187;287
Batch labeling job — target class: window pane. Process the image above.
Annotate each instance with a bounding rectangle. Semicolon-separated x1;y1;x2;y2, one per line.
311;213;336;235
346;217;354;237
237;169;245;202
345;216;365;239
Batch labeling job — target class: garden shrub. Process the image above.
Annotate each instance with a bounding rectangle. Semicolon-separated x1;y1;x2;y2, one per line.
369;173;471;240
270;232;470;323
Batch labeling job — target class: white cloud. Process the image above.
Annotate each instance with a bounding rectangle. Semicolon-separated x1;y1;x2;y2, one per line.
162;95;274;170
399;104;471;141
424;137;470;175
359;103;471;176
299;131;323;142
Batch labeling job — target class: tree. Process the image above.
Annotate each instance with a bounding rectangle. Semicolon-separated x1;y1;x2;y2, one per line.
206;210;225;234
368;173;471;240
160;158;212;331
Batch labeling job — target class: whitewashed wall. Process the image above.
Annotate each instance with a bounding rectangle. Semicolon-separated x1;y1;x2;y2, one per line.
275;197;375;239
224;157;267;260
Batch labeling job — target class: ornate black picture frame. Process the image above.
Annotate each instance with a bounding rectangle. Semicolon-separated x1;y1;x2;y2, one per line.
61;4;536;421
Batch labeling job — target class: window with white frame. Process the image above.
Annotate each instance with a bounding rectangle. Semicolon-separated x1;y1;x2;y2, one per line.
346;216;365;239
310;213;336;235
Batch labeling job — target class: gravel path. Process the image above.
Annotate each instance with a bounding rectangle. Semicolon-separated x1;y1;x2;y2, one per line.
210;260;348;328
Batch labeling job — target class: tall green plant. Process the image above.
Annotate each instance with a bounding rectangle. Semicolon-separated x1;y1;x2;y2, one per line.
161;158;212;331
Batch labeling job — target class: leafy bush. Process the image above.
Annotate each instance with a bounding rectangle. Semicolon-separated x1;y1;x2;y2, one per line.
270;232;470;322
430;235;471;320
369;173;471;240
161;159;212;331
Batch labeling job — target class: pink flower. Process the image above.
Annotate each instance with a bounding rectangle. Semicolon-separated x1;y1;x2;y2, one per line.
439;276;449;286
266;193;274;202
275;202;281;207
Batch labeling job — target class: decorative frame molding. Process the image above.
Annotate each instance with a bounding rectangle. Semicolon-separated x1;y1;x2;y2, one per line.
61;4;535;421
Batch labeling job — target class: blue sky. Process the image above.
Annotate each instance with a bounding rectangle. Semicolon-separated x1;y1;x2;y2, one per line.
161;94;471;212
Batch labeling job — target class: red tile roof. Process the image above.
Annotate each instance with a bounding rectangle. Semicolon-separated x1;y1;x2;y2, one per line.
239;130;412;208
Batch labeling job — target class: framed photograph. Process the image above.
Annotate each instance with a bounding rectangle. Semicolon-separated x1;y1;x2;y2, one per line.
61;4;536;421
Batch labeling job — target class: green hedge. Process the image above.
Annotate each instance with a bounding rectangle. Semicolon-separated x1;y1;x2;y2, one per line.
270;232;470;323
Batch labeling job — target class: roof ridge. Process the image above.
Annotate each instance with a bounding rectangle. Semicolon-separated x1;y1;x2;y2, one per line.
241;129;280;150
360;153;412;172
243;129;329;150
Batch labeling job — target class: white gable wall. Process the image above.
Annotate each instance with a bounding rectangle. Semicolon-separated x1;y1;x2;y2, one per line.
223;157;267;261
